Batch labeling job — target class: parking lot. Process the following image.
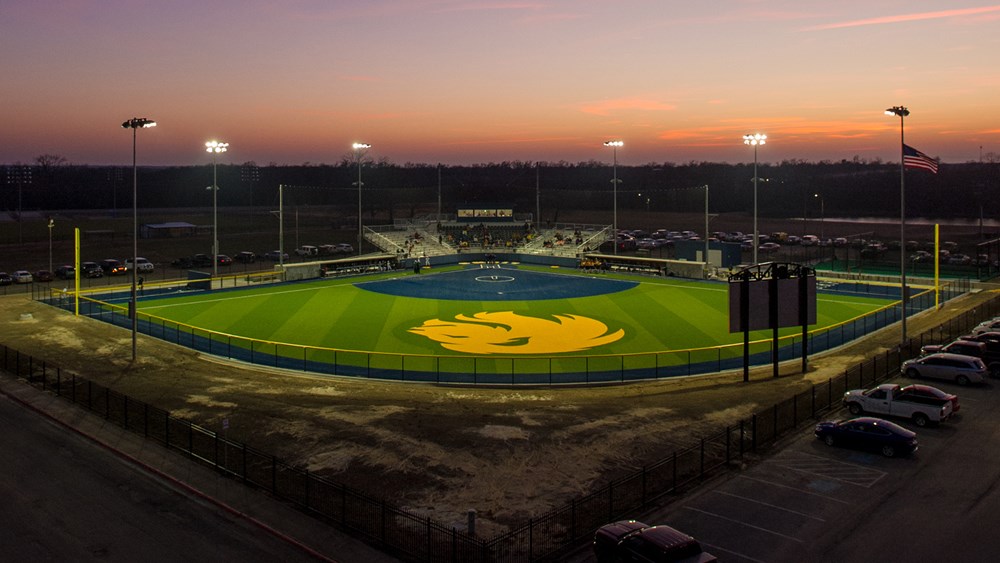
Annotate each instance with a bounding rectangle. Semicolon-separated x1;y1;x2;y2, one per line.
568;374;1000;562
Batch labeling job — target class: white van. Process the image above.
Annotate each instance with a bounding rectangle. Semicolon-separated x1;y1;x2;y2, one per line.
801;235;819;246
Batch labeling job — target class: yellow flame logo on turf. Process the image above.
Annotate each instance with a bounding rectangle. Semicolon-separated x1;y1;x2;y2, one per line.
409;311;624;355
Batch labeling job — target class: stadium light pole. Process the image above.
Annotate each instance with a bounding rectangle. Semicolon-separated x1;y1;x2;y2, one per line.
353;142;371;256
604;140;623;255
813;193;824;240
205;140;229;281
743;133;766;265
122;117;156;363
886;105;910;344
48;218;54;274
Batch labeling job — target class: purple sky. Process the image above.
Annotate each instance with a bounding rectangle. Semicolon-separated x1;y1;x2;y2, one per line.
3;1;999;166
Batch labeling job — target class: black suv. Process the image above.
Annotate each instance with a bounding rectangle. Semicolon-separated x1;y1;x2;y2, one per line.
81;262;104;278
101;258;127;275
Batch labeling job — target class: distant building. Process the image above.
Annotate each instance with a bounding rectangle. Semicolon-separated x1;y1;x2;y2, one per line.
140;221;197;239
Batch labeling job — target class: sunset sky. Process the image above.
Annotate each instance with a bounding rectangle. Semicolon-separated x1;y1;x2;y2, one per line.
3;1;999;167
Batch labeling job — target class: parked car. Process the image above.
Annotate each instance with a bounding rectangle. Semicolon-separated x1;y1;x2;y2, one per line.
335;243;354;254
171;256;194;269
235;251;256;264
191;254;213;267
295;245;319;257
0;272;11;286
100;258;127;275
948;253;972;265
593;520;717;563
800;234;819;246
12;270;32;284
759;242;781;253
55;265;75;279
81;262;104;278
216;254;233;266
34;270;54;282
971;318;1000;335
901;352;987;385
125;257;154;272
814;417;918;458
264;250;288;261
920;339;1000;377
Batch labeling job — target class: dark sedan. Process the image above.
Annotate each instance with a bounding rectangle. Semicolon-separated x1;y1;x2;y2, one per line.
593;520;717;563
815;417;917;458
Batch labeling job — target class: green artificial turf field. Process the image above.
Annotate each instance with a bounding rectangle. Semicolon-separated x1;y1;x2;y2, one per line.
138;265;894;359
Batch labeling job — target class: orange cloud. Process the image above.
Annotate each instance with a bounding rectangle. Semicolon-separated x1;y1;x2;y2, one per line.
804;5;1000;31
578;98;678;116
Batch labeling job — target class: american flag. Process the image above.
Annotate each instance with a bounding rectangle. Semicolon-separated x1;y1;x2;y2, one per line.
903;144;938;174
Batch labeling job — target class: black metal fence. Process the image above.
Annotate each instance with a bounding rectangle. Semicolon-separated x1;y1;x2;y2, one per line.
4;291;999;562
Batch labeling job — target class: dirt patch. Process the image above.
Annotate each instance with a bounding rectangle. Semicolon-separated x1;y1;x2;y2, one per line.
0;289;994;537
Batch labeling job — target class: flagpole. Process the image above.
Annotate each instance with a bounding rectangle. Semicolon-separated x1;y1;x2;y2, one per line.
886;106;909;345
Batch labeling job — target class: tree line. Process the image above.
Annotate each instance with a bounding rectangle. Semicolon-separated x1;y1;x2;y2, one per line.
3;157;999;221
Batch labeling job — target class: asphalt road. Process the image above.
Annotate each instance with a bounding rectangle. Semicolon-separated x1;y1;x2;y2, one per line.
564;374;1000;563
0;379;399;563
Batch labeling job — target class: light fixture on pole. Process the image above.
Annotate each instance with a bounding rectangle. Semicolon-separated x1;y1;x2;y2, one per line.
743;133;766;264
603;140;624;255
813;193;824;240
47;218;54;274
352;142;371;256
205;140;229;281
885;105;910;344
122;117;156;362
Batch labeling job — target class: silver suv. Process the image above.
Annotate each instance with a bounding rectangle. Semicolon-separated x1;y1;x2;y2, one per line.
902;352;987;386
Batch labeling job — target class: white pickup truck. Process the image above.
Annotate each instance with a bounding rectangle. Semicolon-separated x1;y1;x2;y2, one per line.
843;383;953;427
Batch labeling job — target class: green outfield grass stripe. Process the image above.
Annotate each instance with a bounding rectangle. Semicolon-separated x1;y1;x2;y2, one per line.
132;268;897;361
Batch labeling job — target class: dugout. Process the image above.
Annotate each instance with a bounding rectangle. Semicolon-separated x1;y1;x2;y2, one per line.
280;253;399;281
674;239;742;268
581;253;708;279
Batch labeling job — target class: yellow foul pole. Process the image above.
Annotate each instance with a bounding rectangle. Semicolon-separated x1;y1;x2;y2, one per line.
934;224;940;309
74;227;80;316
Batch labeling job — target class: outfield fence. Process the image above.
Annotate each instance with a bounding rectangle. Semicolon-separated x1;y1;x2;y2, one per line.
36;276;970;385
7;288;999;561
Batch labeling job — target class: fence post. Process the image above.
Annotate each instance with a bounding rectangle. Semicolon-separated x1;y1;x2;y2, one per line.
571;498;576;540
272;456;277;493
751;414;758;452
608;482;614;520
641;466;648;507
672;452;678;491
700;438;705;479
725;425;731;463
739;420;744;457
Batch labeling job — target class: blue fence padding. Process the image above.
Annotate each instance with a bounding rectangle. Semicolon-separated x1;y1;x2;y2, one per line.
41;279;961;385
